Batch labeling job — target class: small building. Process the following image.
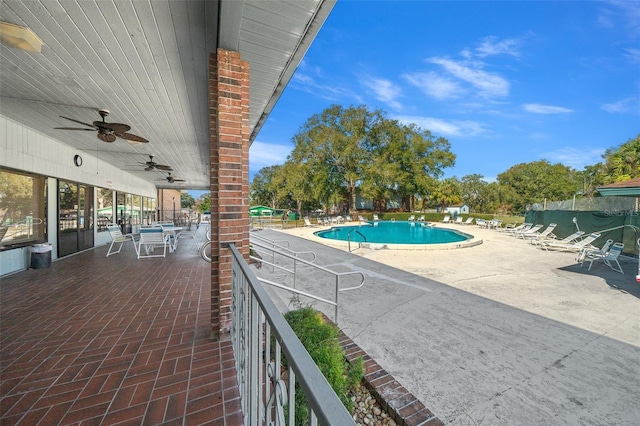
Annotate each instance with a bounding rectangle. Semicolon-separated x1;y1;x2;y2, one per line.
249;206;276;217
439;204;470;216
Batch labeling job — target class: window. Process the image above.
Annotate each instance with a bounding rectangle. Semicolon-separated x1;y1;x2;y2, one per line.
0;169;47;249
96;188;114;232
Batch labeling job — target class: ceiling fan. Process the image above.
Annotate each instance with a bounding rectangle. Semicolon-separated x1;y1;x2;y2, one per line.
140;155;172;171
54;109;148;143
163;172;186;183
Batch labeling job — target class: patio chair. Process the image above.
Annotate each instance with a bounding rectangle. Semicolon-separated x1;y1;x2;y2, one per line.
417;215;425;222
578;238;613;265
475;218;486;228
159;223;180;252
303;216;316;227
373;214;380;221
462;217;474;225
514;224;542;237
441;215;450;223
106;224;137;257
584;242;624;274
136;226;171;258
454;217;463;224
408;215;415;221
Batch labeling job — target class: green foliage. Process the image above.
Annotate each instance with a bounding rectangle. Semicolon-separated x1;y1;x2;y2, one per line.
283;307;364;425
600;134;640;184
180;192;195;209
497;160;580;214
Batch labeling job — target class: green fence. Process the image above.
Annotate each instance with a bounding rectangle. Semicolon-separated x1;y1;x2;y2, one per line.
525;210;640;256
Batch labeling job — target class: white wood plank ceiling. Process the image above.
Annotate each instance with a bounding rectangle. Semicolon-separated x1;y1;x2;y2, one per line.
0;0;334;189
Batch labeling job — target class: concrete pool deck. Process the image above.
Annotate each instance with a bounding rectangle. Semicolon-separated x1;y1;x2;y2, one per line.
250;222;640;425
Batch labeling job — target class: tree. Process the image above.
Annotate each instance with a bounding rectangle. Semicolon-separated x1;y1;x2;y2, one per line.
250;165;284;209
430;178;462;212
196;193;210;213
497;160;580;213
290;105;383;215
181;192;195;209
600;134;640;184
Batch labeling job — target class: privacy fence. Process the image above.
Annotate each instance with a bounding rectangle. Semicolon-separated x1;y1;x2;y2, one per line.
526;196;640;256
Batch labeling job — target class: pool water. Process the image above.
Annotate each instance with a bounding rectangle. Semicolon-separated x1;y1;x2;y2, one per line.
314;221;471;245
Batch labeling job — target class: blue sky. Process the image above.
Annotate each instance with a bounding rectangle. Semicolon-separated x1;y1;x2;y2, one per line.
249;0;640;183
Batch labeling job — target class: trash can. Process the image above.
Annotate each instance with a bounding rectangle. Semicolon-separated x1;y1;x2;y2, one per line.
31;243;52;269
288;212;299;221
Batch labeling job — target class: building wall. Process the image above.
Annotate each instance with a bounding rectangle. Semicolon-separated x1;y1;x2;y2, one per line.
0;115;157;276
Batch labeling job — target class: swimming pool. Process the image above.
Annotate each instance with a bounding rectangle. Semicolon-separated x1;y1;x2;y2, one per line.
314;221;473;245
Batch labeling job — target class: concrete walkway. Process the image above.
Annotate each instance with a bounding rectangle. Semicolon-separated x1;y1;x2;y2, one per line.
251;223;640;426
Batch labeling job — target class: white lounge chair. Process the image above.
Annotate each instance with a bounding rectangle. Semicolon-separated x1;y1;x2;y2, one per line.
515;224;542;237
454;217;463;224
441;215;450;223
523;223;557;241
417;215;425;222
408;215;415;221
106;224;137;257
544;232;599;252
373;214;380;221
584;242;624;274
303;216;316;227
504;222;530;234
136;226;171;258
462;217;474;225
540;230;585;250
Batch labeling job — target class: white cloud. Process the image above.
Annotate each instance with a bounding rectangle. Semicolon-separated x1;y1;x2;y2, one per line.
428;57;510;98
475;36;522;58
523;103;573;114
402;72;463;100
623;47;640;64
601;97;640;115
249;140;292;171
394;115;487;137
362;77;403;110
541;147;605;170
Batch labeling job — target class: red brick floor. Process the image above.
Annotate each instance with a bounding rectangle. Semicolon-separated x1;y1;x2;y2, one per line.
0;241;243;425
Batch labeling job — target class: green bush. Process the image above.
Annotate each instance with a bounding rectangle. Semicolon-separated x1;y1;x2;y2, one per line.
284;307;364;425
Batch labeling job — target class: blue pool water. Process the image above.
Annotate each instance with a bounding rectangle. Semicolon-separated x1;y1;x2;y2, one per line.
314;221;472;244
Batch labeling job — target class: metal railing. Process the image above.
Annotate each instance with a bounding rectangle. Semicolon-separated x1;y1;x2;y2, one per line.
249;237;365;324
347;228;367;252
229;243;355;426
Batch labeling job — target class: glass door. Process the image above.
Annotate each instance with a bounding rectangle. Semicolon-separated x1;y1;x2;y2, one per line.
58;181;94;257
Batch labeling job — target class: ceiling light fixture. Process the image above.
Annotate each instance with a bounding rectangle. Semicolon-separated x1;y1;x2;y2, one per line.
0;22;43;53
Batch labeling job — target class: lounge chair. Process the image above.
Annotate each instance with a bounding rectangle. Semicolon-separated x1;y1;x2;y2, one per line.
514;224;541;237
417;215;425;222
462;217;474;225
475;218;486;228
504;222;531;234
543;232;598;252
408;215;415;221
303;216;316;227
136;226;171;258
106;224;137;257
373;214;380;221
501;221;518;232
441;215;450;223
583;242;624;274
539;230;585;250
454;217;463;224
522;223;556;241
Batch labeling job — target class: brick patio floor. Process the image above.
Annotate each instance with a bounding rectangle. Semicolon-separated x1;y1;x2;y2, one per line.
1;240;243;425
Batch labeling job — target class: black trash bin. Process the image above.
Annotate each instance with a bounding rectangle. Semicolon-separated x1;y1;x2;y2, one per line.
31;243;52;269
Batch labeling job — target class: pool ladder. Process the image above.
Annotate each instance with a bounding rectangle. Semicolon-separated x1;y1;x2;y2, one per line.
347;228;367;252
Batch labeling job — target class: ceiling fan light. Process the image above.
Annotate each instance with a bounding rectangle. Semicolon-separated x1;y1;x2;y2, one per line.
0;22;44;53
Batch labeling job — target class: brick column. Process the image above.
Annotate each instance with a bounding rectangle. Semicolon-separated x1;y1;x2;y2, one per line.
210;48;250;340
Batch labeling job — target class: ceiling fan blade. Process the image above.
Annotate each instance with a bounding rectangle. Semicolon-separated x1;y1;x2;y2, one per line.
155;164;172;171
98;133;117;143
144;166;154;171
54;127;95;131
99;122;131;133
59;116;96;128
174;179;186;182
117;132;149;143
